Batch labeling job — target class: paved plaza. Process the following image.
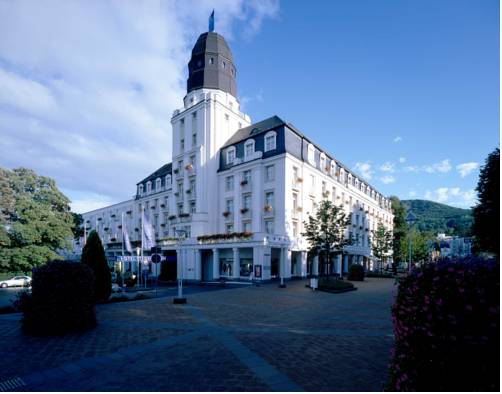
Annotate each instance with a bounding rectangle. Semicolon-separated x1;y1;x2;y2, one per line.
0;278;396;392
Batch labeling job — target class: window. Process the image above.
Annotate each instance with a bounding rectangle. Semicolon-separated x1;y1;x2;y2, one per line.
225;199;234;214
156;178;161;191
177;160;183;173
332;187;337;202
265;165;274;182
264;131;277;152
177;182;183;196
192;132;197;146
222;61;226;69
293;166;298;180
322;181;326;194
209;57;214;65
190;202;196;213
243;221;252;232
226;147;236;164
146;181;152;193
265;220;274;234
293;192;299;210
190;155;196;168
177;204;183;215
225;176;234;191
310;175;315;192
189;179;196;194
320;153;326;172
139;184;144;195
243;194;252;210
292;220;298;237
308;143;315;165
225;224;234;233
191;111;197;133
180;139;185;151
242;170;251;184
166;175;171;187
244;139;255;158
265;191;274;208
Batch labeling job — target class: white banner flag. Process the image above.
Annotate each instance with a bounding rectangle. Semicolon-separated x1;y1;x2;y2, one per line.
142;210;155;250
122;226;132;253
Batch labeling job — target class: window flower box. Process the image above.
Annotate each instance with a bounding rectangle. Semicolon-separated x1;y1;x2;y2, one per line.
117;225;122;229
296;177;303;183
104;227;109;231
222;211;231;217
296;206;303;212
173;168;179;174
185;163;193;171
97;218;102;221
240;208;249;214
110;237;116;242
359;226;363;230
111;214;116;218
135;228;139;232
325;166;331;172
240;180;248;186
160;223;166;227
359;207;363;211
160;204;165;208
174;192;179;196
178;213;190;218
86;220;90;223
168;215;177;220
264;205;272;212
126;210;132;215
151;206;156;209
186;190;191;194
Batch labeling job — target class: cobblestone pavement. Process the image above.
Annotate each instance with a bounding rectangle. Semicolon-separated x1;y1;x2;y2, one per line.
0;278;397;391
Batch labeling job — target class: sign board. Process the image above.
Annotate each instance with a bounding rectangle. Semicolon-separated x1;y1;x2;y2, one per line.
117;256;151;263
254;265;262;278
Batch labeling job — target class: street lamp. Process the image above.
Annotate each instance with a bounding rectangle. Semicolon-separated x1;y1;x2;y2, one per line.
135;247;141;287
405;211;417;274
173;229;187;304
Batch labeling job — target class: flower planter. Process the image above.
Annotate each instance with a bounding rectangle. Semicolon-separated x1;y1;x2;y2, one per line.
240;208;249;214
240;180;248;186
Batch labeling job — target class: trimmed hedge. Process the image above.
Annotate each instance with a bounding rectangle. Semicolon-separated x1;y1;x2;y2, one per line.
387;257;499;391
81;230;112;302
347;264;365;281
20;260;97;336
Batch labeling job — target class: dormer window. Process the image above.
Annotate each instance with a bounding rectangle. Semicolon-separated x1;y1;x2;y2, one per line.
146;181;152;193
139;184;144;196
244;139;255;158
264;131;277;152
307;143;315;165
226;147;236;164
320;153;326;172
330;160;336;175
156;178;161;191
166;175;171;187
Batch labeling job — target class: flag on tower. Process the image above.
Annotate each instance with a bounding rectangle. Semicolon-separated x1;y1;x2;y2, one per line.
142;210;155;250
209;10;215;32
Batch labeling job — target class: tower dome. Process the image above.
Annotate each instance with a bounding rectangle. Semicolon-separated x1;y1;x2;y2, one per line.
186;32;237;97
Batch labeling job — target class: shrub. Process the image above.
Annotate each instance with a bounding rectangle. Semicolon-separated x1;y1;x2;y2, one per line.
123;271;137;287
366;271;394;278
81;230;112;302
318;277;355;291
20;260;96;336
348;264;365;281
387;257;499;391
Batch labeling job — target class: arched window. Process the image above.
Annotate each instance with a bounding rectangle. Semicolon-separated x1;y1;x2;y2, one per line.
264;131;277;152
320;153;326;172
166;175;171;187
307;143;315;165
244;139;255;158
226;146;236;164
156;178;161;191
146;181;152;193
139;184;144;196
330;160;336;176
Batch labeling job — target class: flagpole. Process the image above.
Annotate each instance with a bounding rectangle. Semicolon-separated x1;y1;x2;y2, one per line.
83;221;87;246
140;205;144;288
121;212;125;288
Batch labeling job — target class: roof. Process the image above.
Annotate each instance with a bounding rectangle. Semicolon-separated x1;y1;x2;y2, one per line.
222;116;286;147
137;162;172;185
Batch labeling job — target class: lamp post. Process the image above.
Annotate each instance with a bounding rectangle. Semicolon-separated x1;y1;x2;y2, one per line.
135;247;141;287
173;229;187;304
405;211;417;274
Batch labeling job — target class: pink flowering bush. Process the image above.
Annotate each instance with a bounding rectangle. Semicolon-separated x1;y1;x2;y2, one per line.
387;257;499;391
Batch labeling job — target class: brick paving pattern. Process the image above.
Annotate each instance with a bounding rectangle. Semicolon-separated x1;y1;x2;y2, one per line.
0;278;396;391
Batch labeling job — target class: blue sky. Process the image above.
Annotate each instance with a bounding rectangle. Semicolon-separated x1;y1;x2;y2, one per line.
0;0;499;212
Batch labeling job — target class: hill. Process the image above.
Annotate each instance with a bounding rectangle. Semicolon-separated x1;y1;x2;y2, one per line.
401;199;473;237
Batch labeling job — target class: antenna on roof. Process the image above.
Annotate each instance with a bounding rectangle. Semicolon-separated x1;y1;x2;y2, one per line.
208;9;215;32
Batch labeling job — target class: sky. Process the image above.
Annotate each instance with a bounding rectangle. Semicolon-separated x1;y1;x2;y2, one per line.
0;0;499;212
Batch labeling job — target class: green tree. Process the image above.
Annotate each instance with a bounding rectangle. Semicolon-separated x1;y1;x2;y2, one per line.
472;147;499;256
0;167;74;273
401;229;429;264
372;221;393;271
81;230;111;302
390;196;407;266
71;213;84;240
302;200;352;276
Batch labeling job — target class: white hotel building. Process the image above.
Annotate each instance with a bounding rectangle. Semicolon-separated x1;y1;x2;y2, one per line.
78;30;393;282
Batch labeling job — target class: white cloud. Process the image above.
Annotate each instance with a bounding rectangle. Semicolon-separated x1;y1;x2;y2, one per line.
379;162;395;173
424;187;476;208
456;162;479;178
354;162;373;180
393;136;402;143
0;1;279;210
408;190;417;197
403;165;419;172
379;175;395;184
424;159;452;174
399;157;406;163
70;193;115;214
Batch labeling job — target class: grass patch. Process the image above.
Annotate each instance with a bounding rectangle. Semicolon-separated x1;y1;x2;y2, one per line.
107;293;151;303
318;277;356;293
366;271;395;278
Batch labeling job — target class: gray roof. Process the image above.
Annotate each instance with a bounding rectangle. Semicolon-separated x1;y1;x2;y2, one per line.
137;162;172;185
222;115;286;147
187;32;237;96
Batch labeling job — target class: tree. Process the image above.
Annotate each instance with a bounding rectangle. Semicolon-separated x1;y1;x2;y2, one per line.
81;230;111;302
390;196;407;269
472;147;499;256
372;221;393;271
0;167;74;273
400;229;429;265
302;200;352;276
71;213;84;240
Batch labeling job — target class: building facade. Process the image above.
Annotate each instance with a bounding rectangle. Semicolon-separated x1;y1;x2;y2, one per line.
77;30;394;282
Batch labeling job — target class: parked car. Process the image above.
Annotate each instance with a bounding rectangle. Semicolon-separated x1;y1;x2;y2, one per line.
0;276;32;288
